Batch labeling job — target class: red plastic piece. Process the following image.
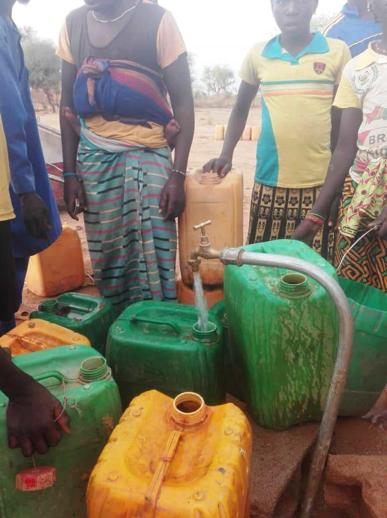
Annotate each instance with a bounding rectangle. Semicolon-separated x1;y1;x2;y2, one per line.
16;466;56;492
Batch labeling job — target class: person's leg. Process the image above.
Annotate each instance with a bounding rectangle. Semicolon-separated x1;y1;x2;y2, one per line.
14;256;29;309
0;221;18;336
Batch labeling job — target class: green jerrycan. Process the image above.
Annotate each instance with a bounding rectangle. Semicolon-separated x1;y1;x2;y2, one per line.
31;293;115;354
225;240;339;430
0;346;122;518
339;278;387;416
106;301;225;406
210;300;246;402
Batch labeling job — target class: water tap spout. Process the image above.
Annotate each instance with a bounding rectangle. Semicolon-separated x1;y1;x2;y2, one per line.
189;220;221;272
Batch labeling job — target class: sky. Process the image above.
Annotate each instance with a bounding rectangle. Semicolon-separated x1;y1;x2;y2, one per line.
13;0;340;73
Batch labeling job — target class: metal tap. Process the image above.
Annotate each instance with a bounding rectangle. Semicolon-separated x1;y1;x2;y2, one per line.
189;220;221;273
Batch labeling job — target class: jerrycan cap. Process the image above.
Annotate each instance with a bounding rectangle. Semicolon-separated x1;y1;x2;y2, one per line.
172;392;208;427
280;273;311;298
192;321;218;343
16;466;56;492
79;356;110;383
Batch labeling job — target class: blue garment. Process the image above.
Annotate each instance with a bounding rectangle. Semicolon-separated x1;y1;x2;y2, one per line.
0;16;61;257
73;58;173;127
324;3;382;57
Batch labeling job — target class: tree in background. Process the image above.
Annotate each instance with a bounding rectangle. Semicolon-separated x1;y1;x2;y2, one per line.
21;28;60;113
202;65;235;96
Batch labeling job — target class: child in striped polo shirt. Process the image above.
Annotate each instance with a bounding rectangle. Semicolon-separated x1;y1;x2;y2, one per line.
204;0;350;260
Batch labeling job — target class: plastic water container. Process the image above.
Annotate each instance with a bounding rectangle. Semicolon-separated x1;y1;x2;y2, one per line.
251;126;260;140
338;278;387;417
0;319;90;356
0;346;122;518
214;124;225;140
26;227;85;297
241;126;252;141
87;390;252;518
31;293;115;354
106;301;225;406
225;240;339;430
179;169;243;287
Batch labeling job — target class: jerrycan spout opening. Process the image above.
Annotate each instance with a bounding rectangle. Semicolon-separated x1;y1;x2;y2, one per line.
80;357;110;383
280;273;311;297
192;321;218;343
172;392;207;427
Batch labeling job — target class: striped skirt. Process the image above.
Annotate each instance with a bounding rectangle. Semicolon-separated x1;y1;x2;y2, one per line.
78;143;177;311
247;182;335;261
335;178;386;292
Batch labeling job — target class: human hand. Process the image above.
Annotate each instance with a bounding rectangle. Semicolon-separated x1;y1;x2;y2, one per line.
202;156;232;178
293;219;322;246
160;173;186;221
64;176;87;220
7;381;70;457
19;192;51;240
371;206;387;240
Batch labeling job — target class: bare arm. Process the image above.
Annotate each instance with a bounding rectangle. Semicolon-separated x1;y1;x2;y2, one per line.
294;108;362;244
60;60;87;220
60;61;79;174
203;80;259;176
163;54;195;173
160;54;195;221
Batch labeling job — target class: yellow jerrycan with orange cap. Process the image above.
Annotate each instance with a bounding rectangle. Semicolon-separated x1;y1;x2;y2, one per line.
0;319;90;356
87;390;252;517
178;169;243;287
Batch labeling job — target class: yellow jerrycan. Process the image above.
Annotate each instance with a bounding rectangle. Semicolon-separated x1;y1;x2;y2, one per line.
26;227;85;297
179;169;243;287
87;390;252;518
0;319;90;356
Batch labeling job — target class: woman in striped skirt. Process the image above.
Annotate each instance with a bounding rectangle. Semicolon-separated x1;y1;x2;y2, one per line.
58;0;194;312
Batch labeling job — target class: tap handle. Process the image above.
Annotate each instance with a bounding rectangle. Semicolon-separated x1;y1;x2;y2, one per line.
193;220;212;236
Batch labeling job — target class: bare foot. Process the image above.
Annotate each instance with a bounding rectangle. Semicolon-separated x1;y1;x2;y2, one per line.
364;387;387;430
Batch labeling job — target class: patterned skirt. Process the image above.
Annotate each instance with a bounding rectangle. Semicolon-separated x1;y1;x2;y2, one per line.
335;178;386;292
247;182;335;261
78;143;177;311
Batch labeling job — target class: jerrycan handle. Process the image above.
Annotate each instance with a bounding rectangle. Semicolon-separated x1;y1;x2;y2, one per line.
130;315;181;335
34;371;66;386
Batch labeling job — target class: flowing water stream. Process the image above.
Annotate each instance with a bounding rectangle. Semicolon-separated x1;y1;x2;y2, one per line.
193;271;209;332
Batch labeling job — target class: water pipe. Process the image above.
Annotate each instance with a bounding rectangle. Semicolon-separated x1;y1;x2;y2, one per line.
190;221;353;517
